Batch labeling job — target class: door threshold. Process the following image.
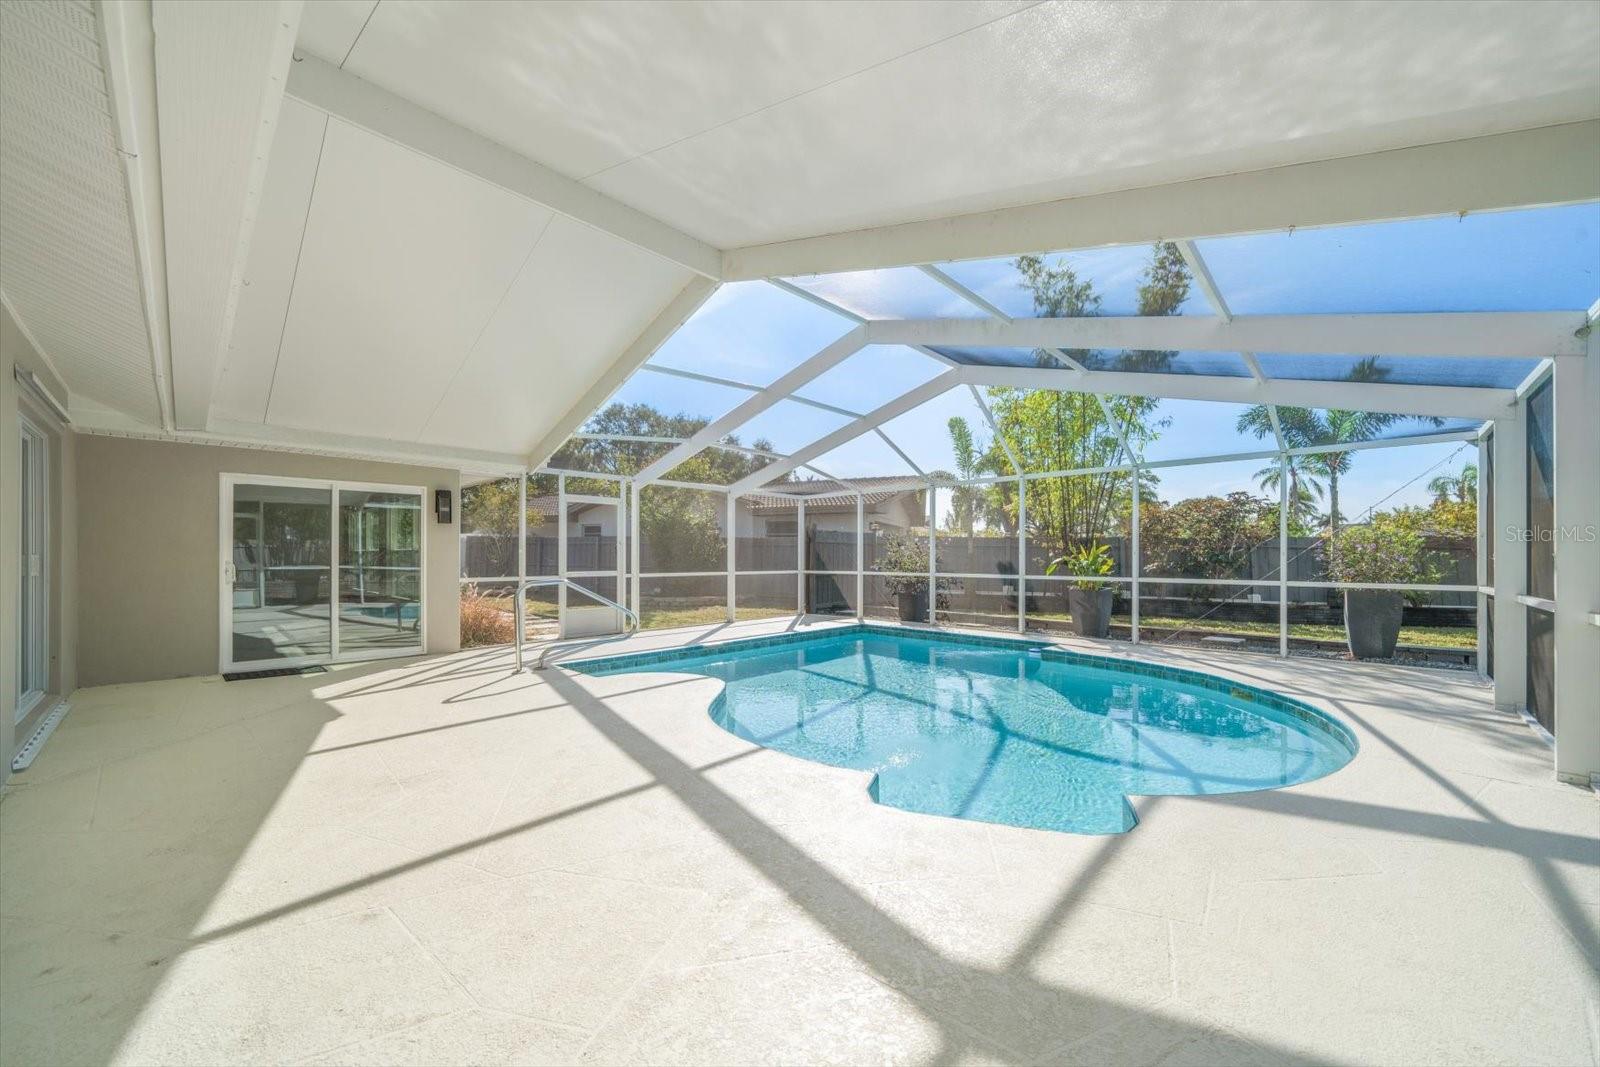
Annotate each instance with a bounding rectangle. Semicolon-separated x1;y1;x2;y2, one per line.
222;665;328;682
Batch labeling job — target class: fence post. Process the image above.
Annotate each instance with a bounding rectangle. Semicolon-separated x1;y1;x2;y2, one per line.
1131;472;1141;645
927;483;937;625
797;497;806;616
1475;430;1489;680
1278;455;1289;658
517;470;528;651
630;481;642;624
1017;477;1027;634
726;493;736;624
556;475;567;627
856;493;865;621
1491;415;1527;716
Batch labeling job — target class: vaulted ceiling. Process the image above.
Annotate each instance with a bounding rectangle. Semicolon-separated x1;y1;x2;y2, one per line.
2;0;1596;473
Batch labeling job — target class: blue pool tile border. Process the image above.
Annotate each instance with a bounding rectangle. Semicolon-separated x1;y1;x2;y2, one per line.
566;621;1041;675
568;621;1356;755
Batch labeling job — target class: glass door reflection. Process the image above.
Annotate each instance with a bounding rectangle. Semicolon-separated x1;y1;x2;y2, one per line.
338;489;424;654
229;482;332;665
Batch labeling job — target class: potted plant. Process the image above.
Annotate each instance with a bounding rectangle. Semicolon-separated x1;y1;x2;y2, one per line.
874;534;932;621
1046;542;1116;638
1328;518;1439;659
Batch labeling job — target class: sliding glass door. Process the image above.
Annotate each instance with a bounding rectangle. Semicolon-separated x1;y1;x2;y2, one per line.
222;476;425;672
338;489;423;655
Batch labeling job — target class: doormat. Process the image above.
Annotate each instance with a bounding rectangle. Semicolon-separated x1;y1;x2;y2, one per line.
222;666;328;682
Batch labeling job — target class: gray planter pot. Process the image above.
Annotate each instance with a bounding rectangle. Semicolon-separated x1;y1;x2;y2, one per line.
1068;587;1115;638
1345;589;1404;659
896;589;928;622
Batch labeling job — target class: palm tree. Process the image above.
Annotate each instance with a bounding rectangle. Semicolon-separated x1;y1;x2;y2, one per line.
1252;455;1324;531
1428;463;1478;504
1237;358;1441;568
946;416;985;541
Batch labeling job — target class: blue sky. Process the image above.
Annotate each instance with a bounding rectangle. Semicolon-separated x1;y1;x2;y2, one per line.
595;203;1597;516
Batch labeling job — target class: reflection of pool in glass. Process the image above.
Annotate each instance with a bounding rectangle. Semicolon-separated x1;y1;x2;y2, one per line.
574;626;1356;834
344;602;420;623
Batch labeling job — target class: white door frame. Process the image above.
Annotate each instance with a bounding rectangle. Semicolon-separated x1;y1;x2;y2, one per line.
15;413;49;722
219;474;428;673
560;486;625;637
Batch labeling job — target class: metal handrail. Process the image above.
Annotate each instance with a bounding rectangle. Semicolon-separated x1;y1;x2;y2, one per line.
514;577;639;671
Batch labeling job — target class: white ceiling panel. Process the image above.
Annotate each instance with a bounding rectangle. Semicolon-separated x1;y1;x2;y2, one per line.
306;0;1029;181
265;117;554;439
418;214;691;455
296;0;378;66
586;0;1600;247
0;0;159;423
214;97;327;424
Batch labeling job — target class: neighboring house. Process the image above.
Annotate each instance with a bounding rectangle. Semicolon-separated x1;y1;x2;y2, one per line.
741;477;927;536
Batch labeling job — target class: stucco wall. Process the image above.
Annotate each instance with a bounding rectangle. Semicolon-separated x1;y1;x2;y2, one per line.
76;435;460;686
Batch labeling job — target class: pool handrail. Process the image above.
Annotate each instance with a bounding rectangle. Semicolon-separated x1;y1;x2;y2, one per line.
514;577;640;671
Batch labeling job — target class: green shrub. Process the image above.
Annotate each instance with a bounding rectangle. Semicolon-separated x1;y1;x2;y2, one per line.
1045;542;1114;590
1327;518;1441;585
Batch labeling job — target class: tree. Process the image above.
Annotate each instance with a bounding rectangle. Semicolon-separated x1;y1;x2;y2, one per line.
1235;358;1441;568
945;415;1014;535
545;403;777;572
1427;462;1478;504
461;478;522;536
549;403;773;486
1248;454;1324;534
1140;492;1279;599
983;242;1190;560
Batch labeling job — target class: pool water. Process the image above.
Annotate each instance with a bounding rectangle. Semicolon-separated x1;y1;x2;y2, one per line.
574;627;1355;834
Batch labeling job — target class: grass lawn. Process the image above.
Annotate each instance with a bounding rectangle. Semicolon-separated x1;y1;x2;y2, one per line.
639;605;729;629
1024;611;1474;649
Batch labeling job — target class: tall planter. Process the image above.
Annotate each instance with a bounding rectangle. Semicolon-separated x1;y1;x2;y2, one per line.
1344;589;1404;659
896;589;928;622
1068;587;1114;638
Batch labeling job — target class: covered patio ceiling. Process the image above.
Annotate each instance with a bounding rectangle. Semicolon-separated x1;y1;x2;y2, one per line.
0;1;1596;475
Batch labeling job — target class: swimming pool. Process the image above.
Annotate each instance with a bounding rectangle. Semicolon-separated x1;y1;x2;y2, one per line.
573;625;1356;834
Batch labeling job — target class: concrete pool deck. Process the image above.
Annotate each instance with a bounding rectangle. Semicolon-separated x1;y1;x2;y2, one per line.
1;616;1595;1065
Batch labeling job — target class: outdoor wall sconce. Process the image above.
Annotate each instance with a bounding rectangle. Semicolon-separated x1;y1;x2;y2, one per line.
435;488;453;524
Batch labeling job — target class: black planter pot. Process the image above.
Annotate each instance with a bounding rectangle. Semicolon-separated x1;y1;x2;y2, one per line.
1068;587;1114;638
896;589;928;622
1345;589;1404;659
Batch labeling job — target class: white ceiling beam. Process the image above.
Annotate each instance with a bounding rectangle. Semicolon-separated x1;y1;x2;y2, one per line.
917;263;1013;321
527;277;718;468
965;365;1513;420
876;428;927;477
1175;239;1233;322
729;370;963;493
639;363;871;421
154;0;302;429
72;403;526;474
967;383;1019;474
723;121;1600;280
1175;240;1281;441
634;326;869;483
285;52;721;279
98;0;174;430
766;277;867;323
866;312;1585;359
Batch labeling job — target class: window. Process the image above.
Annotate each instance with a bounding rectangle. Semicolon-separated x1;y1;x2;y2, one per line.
581;524;603;537
765;519;797;537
